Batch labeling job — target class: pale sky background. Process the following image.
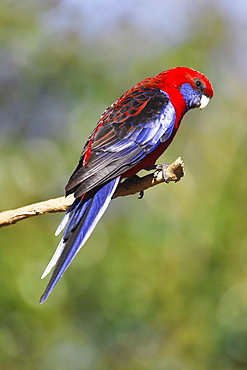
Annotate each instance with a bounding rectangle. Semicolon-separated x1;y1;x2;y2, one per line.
40;0;247;75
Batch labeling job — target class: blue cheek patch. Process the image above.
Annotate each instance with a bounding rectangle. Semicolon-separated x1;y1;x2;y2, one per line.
180;83;201;109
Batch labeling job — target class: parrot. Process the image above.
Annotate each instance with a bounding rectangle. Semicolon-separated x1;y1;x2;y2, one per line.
39;66;214;303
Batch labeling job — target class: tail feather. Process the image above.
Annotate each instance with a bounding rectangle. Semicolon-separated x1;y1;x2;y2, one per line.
40;177;120;303
41;196;90;279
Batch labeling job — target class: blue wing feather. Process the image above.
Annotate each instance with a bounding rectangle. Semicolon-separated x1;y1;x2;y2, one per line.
66;92;175;197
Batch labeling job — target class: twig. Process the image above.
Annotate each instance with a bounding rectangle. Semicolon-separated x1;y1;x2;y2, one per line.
0;157;184;228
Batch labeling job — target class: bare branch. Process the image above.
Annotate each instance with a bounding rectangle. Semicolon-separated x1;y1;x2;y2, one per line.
0;157;184;228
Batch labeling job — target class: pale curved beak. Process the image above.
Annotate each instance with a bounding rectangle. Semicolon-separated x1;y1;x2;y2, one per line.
199;94;210;109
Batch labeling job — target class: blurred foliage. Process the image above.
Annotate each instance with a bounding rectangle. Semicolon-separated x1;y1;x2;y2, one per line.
0;1;247;369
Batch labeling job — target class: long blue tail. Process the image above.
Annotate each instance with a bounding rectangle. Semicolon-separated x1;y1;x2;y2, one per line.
40;177;120;303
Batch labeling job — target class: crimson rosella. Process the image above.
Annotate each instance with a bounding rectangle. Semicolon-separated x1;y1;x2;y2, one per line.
40;67;214;303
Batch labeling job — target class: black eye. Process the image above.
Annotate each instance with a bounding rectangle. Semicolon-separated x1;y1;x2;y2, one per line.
195;78;204;91
195;79;202;88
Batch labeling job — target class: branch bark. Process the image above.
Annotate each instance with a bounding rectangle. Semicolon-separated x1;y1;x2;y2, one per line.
0;157;184;228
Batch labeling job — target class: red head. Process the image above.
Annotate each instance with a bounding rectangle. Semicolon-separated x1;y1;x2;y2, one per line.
151;67;214;113
159;67;213;96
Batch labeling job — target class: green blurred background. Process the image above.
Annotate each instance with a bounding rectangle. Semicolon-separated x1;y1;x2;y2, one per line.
0;1;247;369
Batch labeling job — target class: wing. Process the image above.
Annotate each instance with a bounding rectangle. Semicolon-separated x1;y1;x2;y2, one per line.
66;86;176;198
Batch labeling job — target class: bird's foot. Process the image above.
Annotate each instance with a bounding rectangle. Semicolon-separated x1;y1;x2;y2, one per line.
144;164;170;183
138;190;144;199
153;164;170;183
123;175;140;190
123;175;144;199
